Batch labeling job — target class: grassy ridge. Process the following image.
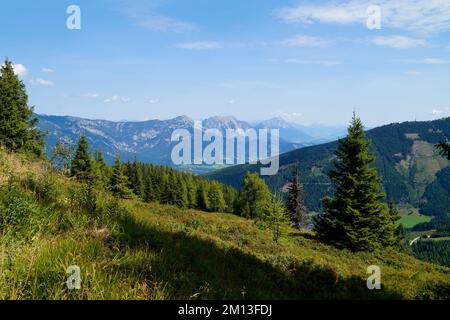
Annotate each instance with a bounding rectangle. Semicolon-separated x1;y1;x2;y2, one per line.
0;150;450;300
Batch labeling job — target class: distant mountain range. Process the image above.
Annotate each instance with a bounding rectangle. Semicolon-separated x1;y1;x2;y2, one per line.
207;117;450;217
36;114;344;172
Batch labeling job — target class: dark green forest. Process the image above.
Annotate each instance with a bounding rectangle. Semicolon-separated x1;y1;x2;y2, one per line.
412;240;450;268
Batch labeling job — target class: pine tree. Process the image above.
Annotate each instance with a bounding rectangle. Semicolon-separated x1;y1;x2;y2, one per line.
143;175;154;203
197;182;210;211
51;139;74;174
239;172;272;219
264;195;289;243
286;163;309;230
131;159;144;197
314;113;400;252
0;60;44;156
208;182;226;212
110;154;133;198
92;149;110;187
185;176;198;209
71;134;93;181
436;141;450;160
381;201;403;246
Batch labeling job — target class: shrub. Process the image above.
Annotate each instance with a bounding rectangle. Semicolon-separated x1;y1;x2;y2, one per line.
0;187;38;233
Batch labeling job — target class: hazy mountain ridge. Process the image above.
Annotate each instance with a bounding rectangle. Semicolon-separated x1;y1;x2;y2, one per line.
36;114;321;169
207;117;450;216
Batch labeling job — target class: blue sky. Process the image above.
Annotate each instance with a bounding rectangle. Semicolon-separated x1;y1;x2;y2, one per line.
1;0;450;126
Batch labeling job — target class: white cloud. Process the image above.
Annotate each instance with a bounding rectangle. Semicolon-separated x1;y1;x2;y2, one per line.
371;35;428;49
275;0;450;34
274;110;303;121
81;93;100;99
281;59;342;66
30;78;54;86
103;95;130;103
405;71;421;76
12;64;28;77
146;98;160;104
220;80;280;89
280;35;330;47
432;109;444;115
41;67;54;73
399;58;449;65
173;41;224;50
126;11;198;33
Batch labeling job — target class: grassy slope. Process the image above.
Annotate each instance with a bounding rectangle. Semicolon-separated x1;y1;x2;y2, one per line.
0;151;449;300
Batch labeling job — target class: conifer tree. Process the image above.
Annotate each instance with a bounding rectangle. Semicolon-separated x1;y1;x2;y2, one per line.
110;154;133;198
71;134;93;181
264;195;289;243
93;149;110;186
143;175;154;203
197;182;210;211
132;159;144;197
51;139;74;175
186;176;198;209
208;182;226;212
286;163;309;230
314;113;400;252
436;141;450;160
0;60;44;156
239;172;272;219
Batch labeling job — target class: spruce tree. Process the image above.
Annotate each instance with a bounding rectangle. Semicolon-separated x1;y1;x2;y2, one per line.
131;159;144;197
0;60;44;156
93;149;110;186
264;195;289;243
185;176;198;209
71;134;93;181
197;182;210;211
286;163;309;230
436;141;450;160
110;154;133;198
208;182;226;212
143;175;154;203
314;114;400;252
239;172;272;219
51;139;74;174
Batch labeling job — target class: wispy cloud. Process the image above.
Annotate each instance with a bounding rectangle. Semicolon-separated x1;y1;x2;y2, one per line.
41;67;54;73
220;80;280;89
12;64;28;78
371;35;428;49
274;110;303;121
81;92;100;99
103;95;130;103
30;78;54;86
279;35;330;47
271;58;342;66
405;71;422;76
173;41;224;50
146;97;160;104
275;0;450;34
399;58;449;65
431;108;449;115
132;14;197;32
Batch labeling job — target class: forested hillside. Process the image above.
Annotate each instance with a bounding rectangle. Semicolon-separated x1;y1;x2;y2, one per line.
207;118;450;216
